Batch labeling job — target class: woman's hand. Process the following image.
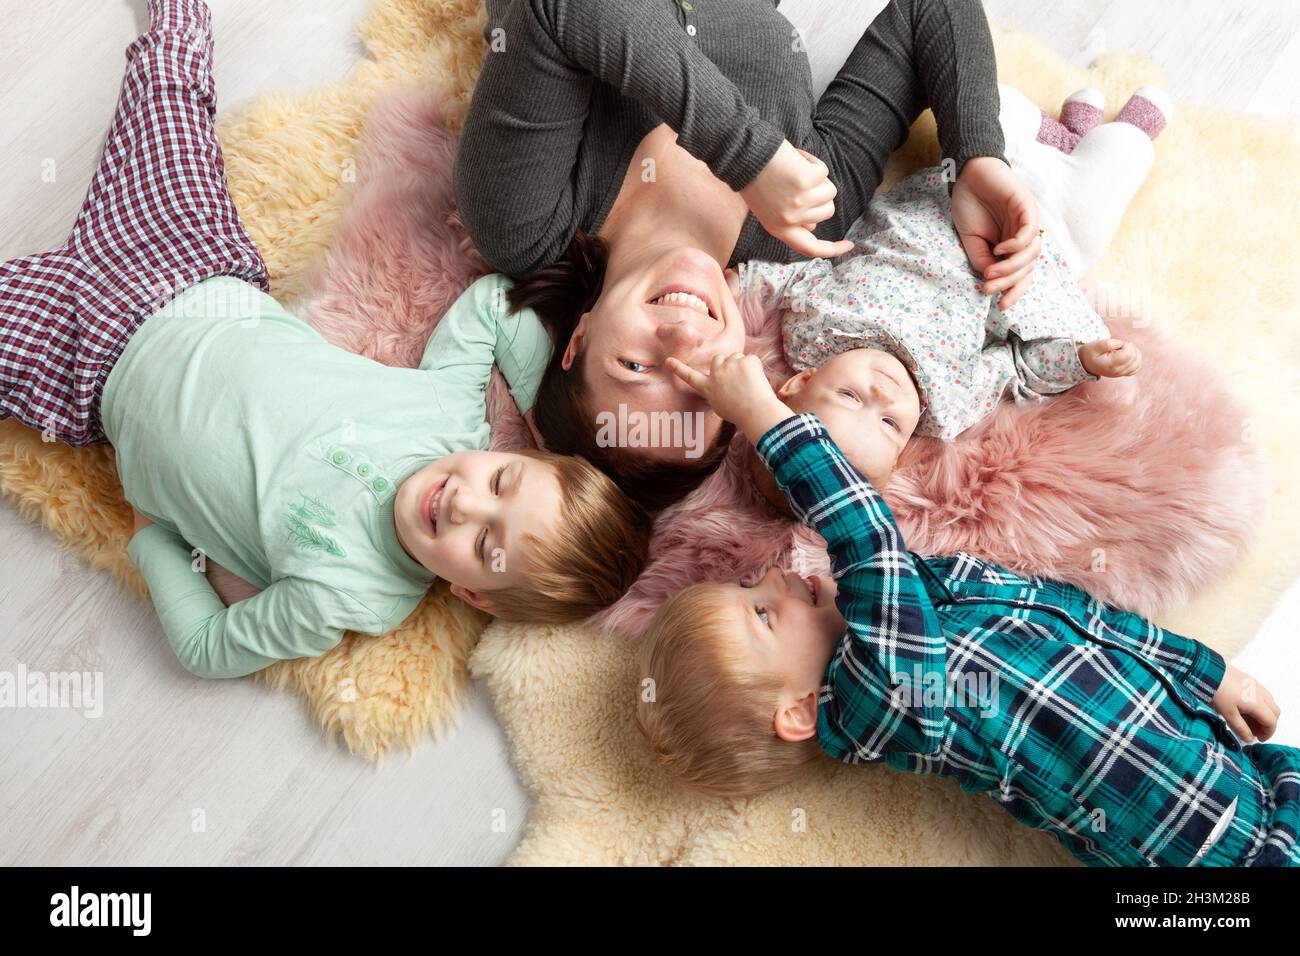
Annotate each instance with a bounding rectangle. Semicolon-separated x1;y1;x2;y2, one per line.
951;156;1041;310
740;142;856;260
1212;663;1281;744
666;353;790;443
131;506;153;534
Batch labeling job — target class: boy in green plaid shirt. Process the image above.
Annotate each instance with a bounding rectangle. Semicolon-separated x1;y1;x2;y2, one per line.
636;352;1299;867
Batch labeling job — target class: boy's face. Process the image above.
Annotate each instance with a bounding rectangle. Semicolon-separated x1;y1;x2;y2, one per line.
394;450;563;611
779;349;922;488
717;566;847;738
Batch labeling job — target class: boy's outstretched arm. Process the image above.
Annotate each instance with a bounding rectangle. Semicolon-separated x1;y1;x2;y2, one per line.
127;523;376;679
757;413;949;760
668;354;948;759
418;273;553;420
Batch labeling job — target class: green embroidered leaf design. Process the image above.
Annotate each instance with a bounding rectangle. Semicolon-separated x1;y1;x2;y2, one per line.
292;493;337;527
285;493;346;558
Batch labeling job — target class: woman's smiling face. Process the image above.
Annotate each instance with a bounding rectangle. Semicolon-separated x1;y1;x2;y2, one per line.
393;450;563;605
561;246;747;460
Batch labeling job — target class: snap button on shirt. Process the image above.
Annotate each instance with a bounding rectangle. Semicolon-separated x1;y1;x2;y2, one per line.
679;1;697;36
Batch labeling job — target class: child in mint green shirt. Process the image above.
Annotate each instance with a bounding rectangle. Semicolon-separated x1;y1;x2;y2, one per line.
0;3;649;679
104;274;650;677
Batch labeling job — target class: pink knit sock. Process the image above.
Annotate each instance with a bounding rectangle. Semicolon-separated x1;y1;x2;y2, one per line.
1036;111;1081;154
1115;86;1173;140
1060;88;1105;137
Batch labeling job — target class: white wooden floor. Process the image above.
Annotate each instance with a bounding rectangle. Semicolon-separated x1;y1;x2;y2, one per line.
1;0;1297;866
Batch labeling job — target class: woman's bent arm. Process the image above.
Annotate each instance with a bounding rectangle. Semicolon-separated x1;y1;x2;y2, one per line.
906;0;1006;175
454;0;783;276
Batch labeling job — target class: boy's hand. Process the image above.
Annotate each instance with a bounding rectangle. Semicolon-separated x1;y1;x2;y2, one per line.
666;353;791;442
206;559;263;607
1212;663;1280;744
739;142;856;260
131;506;153;533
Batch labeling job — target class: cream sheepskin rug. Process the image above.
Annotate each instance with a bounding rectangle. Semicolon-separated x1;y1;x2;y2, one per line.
0;0;1296;853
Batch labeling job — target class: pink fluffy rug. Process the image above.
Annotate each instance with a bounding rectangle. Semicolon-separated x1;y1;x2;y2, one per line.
302;87;1267;637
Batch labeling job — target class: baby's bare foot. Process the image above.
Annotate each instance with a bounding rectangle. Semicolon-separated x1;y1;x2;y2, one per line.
1078;338;1142;377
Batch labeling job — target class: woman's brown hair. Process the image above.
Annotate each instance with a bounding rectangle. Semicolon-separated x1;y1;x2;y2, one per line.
505;229;734;513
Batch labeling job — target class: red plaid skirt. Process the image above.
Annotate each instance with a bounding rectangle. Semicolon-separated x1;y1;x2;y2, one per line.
0;0;268;446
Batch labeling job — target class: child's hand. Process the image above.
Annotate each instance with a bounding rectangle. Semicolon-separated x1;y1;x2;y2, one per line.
739;141;856;260
1212;663;1280;744
666;353;791;442
206;559;263;607
131;506;153;533
1078;338;1142;377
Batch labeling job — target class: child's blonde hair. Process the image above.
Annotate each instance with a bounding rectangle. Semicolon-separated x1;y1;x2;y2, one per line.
635;582;824;798
480;449;652;624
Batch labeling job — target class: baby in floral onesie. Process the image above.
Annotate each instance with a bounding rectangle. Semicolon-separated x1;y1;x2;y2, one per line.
738;83;1170;494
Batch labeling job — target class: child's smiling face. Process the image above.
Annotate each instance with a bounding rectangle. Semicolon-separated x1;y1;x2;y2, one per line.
778;348;923;488
393;450;563;611
715;565;848;741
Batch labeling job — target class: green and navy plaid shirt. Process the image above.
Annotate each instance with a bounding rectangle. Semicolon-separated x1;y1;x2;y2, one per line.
756;413;1300;867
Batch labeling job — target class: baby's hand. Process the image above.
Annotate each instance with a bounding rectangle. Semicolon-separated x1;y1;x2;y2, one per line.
1212;663;1280;744
666;353;790;442
1078;338;1142;377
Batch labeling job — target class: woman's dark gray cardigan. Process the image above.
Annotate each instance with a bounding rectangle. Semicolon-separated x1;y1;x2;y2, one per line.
453;0;1005;278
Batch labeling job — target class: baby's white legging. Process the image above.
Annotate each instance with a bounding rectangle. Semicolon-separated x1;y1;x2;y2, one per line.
997;83;1157;280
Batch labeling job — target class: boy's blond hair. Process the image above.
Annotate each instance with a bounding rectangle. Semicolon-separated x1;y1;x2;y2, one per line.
635;582;824;798
481;449;652;624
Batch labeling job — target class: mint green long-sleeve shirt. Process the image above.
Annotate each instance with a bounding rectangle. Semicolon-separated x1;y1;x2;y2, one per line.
102;274;549;678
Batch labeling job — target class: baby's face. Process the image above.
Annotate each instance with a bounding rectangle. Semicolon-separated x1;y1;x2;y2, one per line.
393;450;563;607
779;349;922;487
